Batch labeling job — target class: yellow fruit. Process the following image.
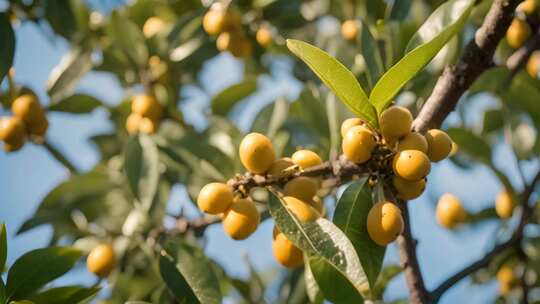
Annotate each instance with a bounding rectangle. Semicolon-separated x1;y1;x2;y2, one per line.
392;176;426;200
272;229;304;268
367;201;404;246
340;118;364;137
517;0;538;15
291;149;322;169
197;182;234;214
126;113;142;134
392;150;431;181
379;105;413;140
284;176;319;201
342;125;376;164
139;117;158;134
310;196;325;215
131;95;162;121
449;141;459;157
499;281;512;296
203;9;227;35
341;19;358;41
526;51;540;78
11;94;45;124
0;116;26;145
283;196;320;222
267;157;294;177
27;116;48;137
495;191;515;219
230;37;252;58
436;193;466;229
223;197;260;240
506;19;531;49
216;32;232;52
425;129;452;162
497;265;517;284
3;139;24;152
397;132;428;153
239;132;275;174
143;17;166;38
87;244;115;277
256;26;273;47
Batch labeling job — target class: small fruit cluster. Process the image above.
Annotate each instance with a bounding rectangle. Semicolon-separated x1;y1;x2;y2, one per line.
86;244;116;278
0;94;48;152
506;0;537;49
497;264;519;296
197;132;325;267
125;94;162;135
203;5;252;57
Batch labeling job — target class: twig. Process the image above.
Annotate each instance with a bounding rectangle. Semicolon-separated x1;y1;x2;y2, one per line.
413;0;523;133
42;140;78;174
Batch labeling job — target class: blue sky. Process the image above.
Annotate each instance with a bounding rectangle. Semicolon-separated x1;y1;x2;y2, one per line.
1;10;536;303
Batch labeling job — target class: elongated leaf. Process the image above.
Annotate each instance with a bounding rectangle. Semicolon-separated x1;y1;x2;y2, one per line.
0;223;6;271
447;128;491;164
304;264;323;304
48;94;102;114
372;264;403;299
0;13;15;82
268;193;366;303
369;0;474;113
110;11;148;66
28;286;100;304
286;39;377;127
211;80;257;116
44;0;77;39
0;278;5;304
6;247;81;300
360;21;384;88
334;181;385;288
18;169;112;234
124;135;160;210
47;47;93;102
159;254;199;303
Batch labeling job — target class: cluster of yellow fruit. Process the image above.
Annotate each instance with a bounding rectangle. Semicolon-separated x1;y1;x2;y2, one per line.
506;0;537;49
203;5;252;57
497;264;518;295
0;94;48;152
125;94;162;135
197;132;326;267
86;244;116;278
341;19;359;41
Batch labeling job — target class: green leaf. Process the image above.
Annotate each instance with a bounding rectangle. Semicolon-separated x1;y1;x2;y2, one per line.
360;21;384;88
18;169;112;234
47;46;93;102
369;0;475;113
481;109;505;134
371;264;403;299
304;264;323;304
251;97;290;139
44;0;77;39
268;193;366;303
109;11;149;67
48;94;103;114
333;181;385;289
159;243;221;304
124;135;160;210
0;13;15;83
6;247;82;301
0;278;6;304
211;80;257;116
0;223;6;271
286;39;377;127
447;127;492;164
27;286;100;304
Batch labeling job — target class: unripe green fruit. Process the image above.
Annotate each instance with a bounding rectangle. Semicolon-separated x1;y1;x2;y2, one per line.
506;19;531;49
392;176;426;200
283;196;320;222
197;182;234;214
495;190;515;219
87;244;116;277
379;105;413;139
367;201;404;246
284;176;319;201
239;132;275;174
342;125;376;164
397;132;428;153
291;149;322;169
267;157;294;177
392;150;431;181
223;197;260;240
272;228;304;268
340;117;364;137
436;193;466;229
425;129;452;162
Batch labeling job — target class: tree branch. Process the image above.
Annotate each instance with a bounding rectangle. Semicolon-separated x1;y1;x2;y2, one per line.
42;140;78;174
413;0;523;133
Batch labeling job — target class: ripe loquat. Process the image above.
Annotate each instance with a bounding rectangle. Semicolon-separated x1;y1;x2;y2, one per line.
272;227;304;268
223;197;260;240
126;113;142;135
87;244;116;277
197;182;234;214
527;51;540;78
495;190;515;219
436;193;466;229
131;95;162;121
425;129;452;162
379;105;413;140
203;9;227;35
392;150;431;181
497;265;517;285
256;26;273;47
267;157;294;177
291;149;322;169
139;117;158;134
341;20;358;41
239;132;275;174
284;176;319;202
0;116;26;145
27;116;48;137
392;176;426;200
342;125;376;164
143;16;166;38
11;94;45;125
367;201;404;246
517;0;538;15
340;117;364;137
283;196;320;222
397;132;428;153
506;19;531;49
